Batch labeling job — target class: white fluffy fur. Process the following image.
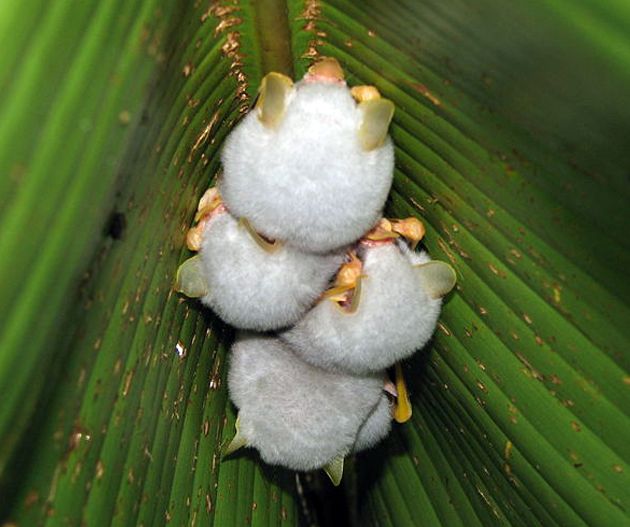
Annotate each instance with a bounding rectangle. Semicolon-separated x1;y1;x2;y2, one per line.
228;334;383;471
200;211;342;330
281;243;442;374
220;81;394;253
353;393;393;452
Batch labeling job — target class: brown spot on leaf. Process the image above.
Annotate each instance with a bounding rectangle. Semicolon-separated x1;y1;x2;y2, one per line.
488;262;506;278
68;426;92;453
408;82;441;106
515;353;544;381
301;0;321;20
437;322;451;336
570;421;581;432
437;238;458;266
211;5;240;19
118;110;131;125
209;357;222;390
24;490;39;508
409;197;426;213
182;62;194;77
214;17;242;36
221;31;241;57
175;340;187;359
95;460;105;480
189;112;221;162
552;285;562;304
301;1;323;59
123;370;134;397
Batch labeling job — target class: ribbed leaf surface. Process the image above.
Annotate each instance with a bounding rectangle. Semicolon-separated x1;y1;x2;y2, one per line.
301;1;628;525
1;1;628;526
0;1;296;525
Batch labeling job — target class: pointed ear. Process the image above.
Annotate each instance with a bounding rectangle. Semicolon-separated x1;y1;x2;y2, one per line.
256;72;293;128
346;275;363;314
222;415;248;458
358;98;394;151
174;255;208;298
238;217;282;253
323;455;345;486
414;261;457;299
330;275;364;315
393;362;412;423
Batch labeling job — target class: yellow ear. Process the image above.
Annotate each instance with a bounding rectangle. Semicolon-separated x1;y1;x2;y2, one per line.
238;217;282;253
358;98;395;151
414;261;457;299
393;362;412;423
221;415;248;458
256;72;294;128
174;255;208;298
346;275;363;314
323;455;345;486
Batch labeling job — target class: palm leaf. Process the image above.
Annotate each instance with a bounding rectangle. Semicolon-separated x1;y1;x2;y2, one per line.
1;1;628;526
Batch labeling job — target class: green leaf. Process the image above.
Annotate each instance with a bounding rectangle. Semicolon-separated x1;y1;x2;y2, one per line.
0;1;297;525
1;0;628;526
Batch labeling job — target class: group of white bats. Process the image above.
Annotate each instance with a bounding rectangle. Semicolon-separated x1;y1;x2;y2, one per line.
176;58;456;485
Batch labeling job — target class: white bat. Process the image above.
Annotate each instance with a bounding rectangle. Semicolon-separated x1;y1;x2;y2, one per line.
219;58;395;253
176;206;341;330
225;334;389;483
281;239;456;374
